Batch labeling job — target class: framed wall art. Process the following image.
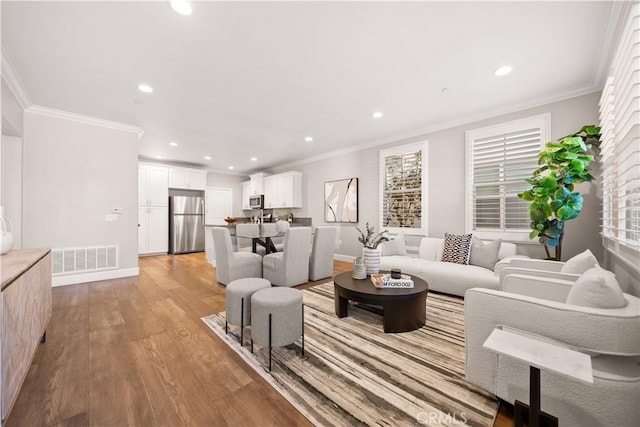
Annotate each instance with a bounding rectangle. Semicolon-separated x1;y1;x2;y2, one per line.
324;177;358;223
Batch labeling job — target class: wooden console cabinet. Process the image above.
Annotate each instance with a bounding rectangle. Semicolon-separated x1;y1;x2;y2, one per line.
0;249;52;424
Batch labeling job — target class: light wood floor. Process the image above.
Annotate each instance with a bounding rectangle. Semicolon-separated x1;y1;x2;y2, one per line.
6;253;512;427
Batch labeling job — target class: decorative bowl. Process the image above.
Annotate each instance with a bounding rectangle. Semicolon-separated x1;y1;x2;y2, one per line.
224;217;237;224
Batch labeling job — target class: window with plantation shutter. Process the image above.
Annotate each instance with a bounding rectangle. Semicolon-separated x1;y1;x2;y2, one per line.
379;141;428;235
599;3;640;268
465;114;549;240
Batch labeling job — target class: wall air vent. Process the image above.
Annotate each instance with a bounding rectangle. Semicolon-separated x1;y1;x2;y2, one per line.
51;245;118;276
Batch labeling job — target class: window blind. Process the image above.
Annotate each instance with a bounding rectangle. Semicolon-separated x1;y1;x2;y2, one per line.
381;148;423;229
599;3;640;265
470;128;541;231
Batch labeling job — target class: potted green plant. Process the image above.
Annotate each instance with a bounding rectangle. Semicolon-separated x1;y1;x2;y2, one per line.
355;222;389;274
518;125;601;260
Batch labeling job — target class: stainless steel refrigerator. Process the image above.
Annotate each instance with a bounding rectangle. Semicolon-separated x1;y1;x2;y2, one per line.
169;196;205;254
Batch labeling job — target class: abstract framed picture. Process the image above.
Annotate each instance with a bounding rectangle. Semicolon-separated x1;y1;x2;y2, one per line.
324;178;358;223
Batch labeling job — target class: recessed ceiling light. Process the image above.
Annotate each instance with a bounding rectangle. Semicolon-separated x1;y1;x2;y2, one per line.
250;157;258;161
372;111;384;119
170;0;192;16
204;156;211;160
169;141;178;147
138;84;153;93
156;155;163;159
304;136;313;142
228;166;235;170
493;65;513;77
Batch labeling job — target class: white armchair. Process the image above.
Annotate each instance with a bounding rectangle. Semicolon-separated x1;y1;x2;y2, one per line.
465;272;640;427
263;227;312;287
211;227;263;286
309;226;337;281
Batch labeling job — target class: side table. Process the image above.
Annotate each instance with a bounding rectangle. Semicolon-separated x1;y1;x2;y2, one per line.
483;327;593;427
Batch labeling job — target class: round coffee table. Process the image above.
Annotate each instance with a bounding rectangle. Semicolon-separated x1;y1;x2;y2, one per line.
333;271;429;333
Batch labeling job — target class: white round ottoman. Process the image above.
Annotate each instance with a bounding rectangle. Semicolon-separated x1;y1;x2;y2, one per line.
225;277;271;345
250;287;304;371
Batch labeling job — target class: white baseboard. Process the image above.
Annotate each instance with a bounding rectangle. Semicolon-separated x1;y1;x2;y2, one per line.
52;267;139;287
334;254;356;263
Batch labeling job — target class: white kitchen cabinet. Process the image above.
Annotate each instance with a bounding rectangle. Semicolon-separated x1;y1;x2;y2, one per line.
139;164;169;206
263;171;302;208
205;187;233;225
169;168;207;190
138;163;169;254
241;181;251;210
138;206;168;254
249;172;269;196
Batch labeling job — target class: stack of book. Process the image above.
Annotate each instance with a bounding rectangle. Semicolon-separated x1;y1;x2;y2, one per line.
370;273;414;288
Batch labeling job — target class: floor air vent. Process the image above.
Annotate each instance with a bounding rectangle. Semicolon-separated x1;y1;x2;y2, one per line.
51;245;118;275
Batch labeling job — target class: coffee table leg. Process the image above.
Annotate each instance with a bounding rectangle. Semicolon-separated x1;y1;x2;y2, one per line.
382;293;426;333
334;288;348;318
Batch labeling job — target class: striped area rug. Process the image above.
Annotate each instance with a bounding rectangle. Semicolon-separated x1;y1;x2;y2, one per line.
201;282;498;427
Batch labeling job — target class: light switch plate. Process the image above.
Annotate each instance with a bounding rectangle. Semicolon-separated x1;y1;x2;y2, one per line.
105;214;119;222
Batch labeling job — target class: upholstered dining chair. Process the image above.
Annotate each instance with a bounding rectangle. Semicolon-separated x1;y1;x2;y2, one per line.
211;227;262;286
235;223;260;253
263;227;312;287
308;226;337;281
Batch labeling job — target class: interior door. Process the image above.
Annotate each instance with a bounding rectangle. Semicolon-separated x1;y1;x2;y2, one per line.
205;187;233;225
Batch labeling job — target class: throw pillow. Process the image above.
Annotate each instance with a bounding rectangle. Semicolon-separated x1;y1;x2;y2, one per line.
469;237;502;270
440;233;473;265
561;249;599;274
382;233;407;256
566;267;628;308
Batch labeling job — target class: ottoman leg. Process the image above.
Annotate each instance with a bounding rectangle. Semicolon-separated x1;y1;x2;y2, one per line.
225;321;228;335
269;313;272;372
240;298;245;346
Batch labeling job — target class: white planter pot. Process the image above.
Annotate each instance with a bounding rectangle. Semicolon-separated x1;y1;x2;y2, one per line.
362;247;381;275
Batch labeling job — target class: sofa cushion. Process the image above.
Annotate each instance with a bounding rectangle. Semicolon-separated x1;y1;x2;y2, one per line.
381;233;407;256
566;267;628;309
441;233;472;264
470;238;502;270
561;249;599;274
419;237;444;261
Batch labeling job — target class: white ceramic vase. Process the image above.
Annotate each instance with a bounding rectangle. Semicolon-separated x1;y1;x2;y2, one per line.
0;213;13;255
362;247;381;275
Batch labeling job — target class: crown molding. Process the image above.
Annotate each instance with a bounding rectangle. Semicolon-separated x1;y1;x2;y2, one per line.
592;0;634;88
1;47;32;109
26;105;144;135
274;85;602;172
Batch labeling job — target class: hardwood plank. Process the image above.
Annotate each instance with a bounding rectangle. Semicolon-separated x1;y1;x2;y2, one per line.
130;331;227;427
119;297;165;341
88;299;124;331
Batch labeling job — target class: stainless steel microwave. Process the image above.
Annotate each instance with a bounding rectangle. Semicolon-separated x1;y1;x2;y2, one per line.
249;195;264;209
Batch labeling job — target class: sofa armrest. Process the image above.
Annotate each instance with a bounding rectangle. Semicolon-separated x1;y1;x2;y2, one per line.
499;267;580;285
509;258;565;272
501;273;574;302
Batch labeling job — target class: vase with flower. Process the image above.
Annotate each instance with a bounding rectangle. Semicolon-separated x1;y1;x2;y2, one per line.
355;222;389;274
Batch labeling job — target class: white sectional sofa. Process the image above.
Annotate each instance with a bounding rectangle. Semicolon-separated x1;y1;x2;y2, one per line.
379;237;523;297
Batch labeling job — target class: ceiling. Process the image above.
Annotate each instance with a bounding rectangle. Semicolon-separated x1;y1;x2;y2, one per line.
1;1;617;174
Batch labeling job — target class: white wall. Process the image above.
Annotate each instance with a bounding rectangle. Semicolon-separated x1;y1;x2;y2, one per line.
206;172;248;217
271;92;603;264
22;111;139;277
1;135;23;248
